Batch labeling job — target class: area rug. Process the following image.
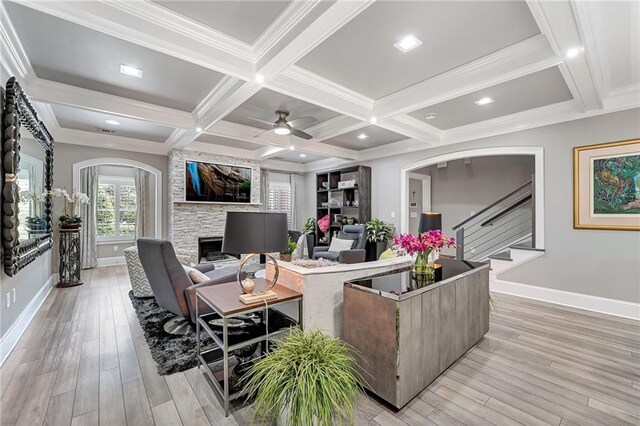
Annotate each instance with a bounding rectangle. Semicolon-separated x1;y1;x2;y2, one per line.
128;291;217;375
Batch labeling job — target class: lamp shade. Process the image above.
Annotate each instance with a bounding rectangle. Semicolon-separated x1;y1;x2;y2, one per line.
222;212;288;255
418;212;442;233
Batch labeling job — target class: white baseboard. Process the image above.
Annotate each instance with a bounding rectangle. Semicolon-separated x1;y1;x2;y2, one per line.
97;256;126;267
491;279;640;320
0;273;56;366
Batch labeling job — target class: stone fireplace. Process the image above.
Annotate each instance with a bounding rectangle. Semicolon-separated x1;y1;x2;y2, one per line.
168;149;262;260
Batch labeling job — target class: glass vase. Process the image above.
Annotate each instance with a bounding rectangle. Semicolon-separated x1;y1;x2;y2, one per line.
412;250;435;288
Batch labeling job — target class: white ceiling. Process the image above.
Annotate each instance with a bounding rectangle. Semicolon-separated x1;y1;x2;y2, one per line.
51;104;174;143
297;1;540;98
5;2;225;111
2;0;638;172
152;1;292;45
223;88;340;130
409;67;573;129
322;125;406;150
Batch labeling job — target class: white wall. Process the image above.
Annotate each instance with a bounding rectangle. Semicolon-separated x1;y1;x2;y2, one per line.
303;108;640;303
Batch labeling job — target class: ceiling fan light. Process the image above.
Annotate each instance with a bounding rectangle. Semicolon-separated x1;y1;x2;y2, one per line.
274;126;291;135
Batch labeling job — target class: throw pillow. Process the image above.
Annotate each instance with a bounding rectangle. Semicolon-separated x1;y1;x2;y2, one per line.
328;237;355;253
378;248;397;260
182;265;209;284
292;234;307;260
336;232;359;249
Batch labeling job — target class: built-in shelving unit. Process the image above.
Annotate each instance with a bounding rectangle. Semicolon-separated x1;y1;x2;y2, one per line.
316;165;371;245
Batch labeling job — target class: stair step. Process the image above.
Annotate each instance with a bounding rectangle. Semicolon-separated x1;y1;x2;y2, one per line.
508;244;545;252
489;250;512;261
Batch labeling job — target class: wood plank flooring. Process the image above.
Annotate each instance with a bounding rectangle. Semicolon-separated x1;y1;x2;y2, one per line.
1;266;639;425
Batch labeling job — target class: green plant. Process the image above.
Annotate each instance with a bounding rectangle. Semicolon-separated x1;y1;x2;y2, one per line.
58;214;82;225
366;218;395;243
303;217;316;234
242;328;361;426
282;237;297;255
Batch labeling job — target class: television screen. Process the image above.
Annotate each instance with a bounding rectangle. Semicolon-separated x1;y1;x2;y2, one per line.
185;161;252;203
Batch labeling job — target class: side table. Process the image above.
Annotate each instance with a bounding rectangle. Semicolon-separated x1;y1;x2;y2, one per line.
195;280;302;416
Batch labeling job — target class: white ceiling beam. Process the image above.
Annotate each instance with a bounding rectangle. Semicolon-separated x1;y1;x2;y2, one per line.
27;78;194;129
56;128;167;155
184;141;258;161
207;120;358;160
260;159;307;174
32;101;60;137
255;146;287;160
306;115;368;142
377;115;442;145
373;34;560;119
10;0;255;80
355;138;431;163
526;0;604;110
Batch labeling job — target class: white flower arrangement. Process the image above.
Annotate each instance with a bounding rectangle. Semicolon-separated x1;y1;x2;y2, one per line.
50;187;90;219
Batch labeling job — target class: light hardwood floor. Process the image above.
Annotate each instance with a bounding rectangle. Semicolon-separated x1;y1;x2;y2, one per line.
1;265;639;425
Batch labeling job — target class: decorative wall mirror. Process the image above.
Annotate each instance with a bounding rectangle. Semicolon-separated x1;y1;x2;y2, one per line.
2;77;54;276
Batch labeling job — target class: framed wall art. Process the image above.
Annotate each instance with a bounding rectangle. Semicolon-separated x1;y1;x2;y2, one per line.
573;138;640;231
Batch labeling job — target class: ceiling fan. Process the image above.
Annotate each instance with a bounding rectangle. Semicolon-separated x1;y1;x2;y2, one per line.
246;110;317;140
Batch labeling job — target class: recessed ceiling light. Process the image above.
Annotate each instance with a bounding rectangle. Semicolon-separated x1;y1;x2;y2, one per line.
120;64;143;78
394;34;422;53
196;127;203;132
105;119;120;126
300;153;306;158
565;46;584;59
475;97;494;106
370;116;377;123
255;74;265;84
425;113;436;120
357;133;368;139
289;145;295;150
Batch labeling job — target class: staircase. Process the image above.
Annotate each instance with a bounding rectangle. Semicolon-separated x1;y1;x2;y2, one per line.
452;176;539;263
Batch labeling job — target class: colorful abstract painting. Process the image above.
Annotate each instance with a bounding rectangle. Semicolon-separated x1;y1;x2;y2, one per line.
592;154;640;215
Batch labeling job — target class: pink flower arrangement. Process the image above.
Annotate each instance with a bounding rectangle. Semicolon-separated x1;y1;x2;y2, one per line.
393;230;456;256
318;215;330;233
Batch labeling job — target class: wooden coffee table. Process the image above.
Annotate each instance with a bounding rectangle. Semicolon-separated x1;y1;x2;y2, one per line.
195;280;303;416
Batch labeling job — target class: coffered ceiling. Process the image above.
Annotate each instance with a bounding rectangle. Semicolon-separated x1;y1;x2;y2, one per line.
1;0;638;172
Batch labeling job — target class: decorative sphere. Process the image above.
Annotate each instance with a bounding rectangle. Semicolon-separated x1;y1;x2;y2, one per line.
241;278;255;293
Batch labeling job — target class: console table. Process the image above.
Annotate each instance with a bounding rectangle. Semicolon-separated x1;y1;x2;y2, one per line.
343;258;490;409
195;280;302;416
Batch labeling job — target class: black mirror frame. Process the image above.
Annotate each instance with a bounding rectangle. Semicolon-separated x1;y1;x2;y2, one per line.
2;77;54;276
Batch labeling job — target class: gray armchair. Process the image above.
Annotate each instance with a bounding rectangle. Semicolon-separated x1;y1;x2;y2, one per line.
137;238;238;335
312;225;366;264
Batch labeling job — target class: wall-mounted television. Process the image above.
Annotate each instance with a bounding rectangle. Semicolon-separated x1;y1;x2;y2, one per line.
185;160;252;203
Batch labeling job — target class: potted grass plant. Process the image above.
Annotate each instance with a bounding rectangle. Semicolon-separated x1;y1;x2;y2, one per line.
241;328;361;426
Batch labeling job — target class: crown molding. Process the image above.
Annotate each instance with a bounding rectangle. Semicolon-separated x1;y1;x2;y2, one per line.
373;34;559;119
31;101;60;137
357;138;431;163
570;0;608;98
253;0;323;62
604;84;640;110
0;1;34;80
526;0;603;111
27;77;194;129
57;128;167;155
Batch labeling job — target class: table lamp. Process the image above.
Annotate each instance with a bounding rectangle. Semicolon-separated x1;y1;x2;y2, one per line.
222;212;288;304
418;212;442;234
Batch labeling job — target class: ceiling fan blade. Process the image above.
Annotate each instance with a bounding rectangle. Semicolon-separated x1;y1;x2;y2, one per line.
290;128;313;140
287;116;317;128
245;116;276;127
253;128;273;138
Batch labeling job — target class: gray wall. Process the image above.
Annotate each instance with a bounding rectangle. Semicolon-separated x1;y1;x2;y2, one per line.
303;108;640;303
416;155;535;255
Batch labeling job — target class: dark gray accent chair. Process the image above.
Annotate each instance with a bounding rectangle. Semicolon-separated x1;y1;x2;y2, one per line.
312;225;366;264
137;238;238;334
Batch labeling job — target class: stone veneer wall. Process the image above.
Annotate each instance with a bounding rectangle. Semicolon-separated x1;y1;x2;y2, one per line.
168;149;261;253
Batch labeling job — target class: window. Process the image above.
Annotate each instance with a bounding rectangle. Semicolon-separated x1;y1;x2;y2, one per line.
97;176;137;240
267;181;292;228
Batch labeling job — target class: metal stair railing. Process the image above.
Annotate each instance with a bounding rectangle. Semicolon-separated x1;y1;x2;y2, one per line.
453;175;535;261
